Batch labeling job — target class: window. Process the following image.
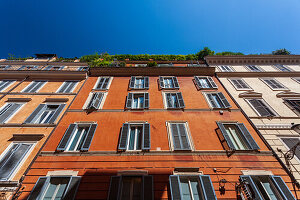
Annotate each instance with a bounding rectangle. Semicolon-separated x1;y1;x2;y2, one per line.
28;176;81;200
205;92;231;109
158;63;173;67
239;175;296;200
22;80;46;93
94;77;112;90
77;66;88;71
0;143;33;181
246;98;277;117
216;122;259;150
281;137;300;160
57;81;78;93
292;77;300;84
219;65;233;72
24;104;65;124
126;93;149;109
246;65;263;72
169;175;217;200
164;92;185;109
44;65;65;70
0;80;15;92
159;76;179;89
0;103;24;123
118;123;150;151
284;99;300;116
57;123;97;152
168;122;192;151
129;76;149;89
229;78;251;90
0;65;11;70
84;92;106;110
108;175;153;200
18;65;38;70
261;78;287;90
273;64;292;72
194;76;217;89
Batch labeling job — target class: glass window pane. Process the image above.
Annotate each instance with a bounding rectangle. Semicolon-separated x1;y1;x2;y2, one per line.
128;128;135;150
199;78;210;88
180;178;192;200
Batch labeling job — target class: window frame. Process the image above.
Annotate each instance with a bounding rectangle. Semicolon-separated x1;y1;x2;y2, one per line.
245;98;278;117
93;77;113;90
260;78;289;91
129;76;149;90
203;92;231;109
126;92;149;110
21;80;47;93
0;80;15;92
218;65;234;72
194;76;218;90
0;102;25;123
83;92;107;110
245;65;264;72
56;80;79;93
162;92;185;109
292;77;300;84
273;64;293;72
228;78;252;91
125;124;144;151
284;98;300;116
159;76;180;90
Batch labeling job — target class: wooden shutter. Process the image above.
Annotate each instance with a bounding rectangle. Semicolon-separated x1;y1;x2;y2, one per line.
216;122;235;150
89;92;104;109
169;175;182;200
81;124;97;151
206;93;217;108
237;123;260;150
29;81;45;93
57;124;77;151
96;77;105;89
194;76;201;89
176;92;185;108
281;138;300;160
178;123;190;150
129;76;135;89
102;77;110;89
126;93;133;109
231;79;243;89
62;81;77;93
170;124;181;150
0;103;22;123
108;176;121;200
285;100;300;114
248;99;273;117
173;77;179;89
143;175;153;200
208;77;218;89
58;82;69;93
0;81;12;91
27;177;49;200
142;123;150;150
166;93;173;108
48;104;65;124
271;176;296;200
23;82;37;92
64;176;81;200
144;77;149;89
24;104;46;124
118;123;129;150
144;93;149;109
159;76;164;88
199;175;217;200
239;175;263;200
217;92;231;108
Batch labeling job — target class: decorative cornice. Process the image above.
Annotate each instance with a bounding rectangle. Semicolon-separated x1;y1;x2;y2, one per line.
256;124;292;130
276;91;300;98
216;71;300;77
239;91;262;98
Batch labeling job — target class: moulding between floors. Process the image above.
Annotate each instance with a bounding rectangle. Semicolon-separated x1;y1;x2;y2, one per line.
0;92;77;96
0;123;56;127
216;71;300;77
256;124;293;130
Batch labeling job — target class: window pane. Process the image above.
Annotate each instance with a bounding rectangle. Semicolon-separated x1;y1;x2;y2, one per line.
225;125;248;150
180;178;192;200
211;94;223;108
199;78;211;88
121;176;142;200
164;78;174;88
128;127;135;150
43;177;69;200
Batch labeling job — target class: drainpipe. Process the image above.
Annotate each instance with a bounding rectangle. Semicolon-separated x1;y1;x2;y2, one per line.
0;76;29;101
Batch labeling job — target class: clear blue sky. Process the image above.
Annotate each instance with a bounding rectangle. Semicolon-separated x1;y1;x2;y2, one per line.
0;0;299;58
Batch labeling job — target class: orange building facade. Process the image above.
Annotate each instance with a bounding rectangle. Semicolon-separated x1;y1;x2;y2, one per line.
18;62;298;199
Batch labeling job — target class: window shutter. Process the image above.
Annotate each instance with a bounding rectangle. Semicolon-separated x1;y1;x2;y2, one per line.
169;175;182;200
231;79;243;89
129;76;135;89
102;77;110;89
0;103;22;123
143;175;153;200
57;124;77;151
23;82;37;93
199;175;217;200
281;138;300;160
142;123;150;150
237;123;260;150
118;123;129;150
208;77;218;89
144;93;149;109
194;76;202;89
206;93;217;108
89;92;104;109
64;176;81;200
176;92;185;108
170;124;181;150
166;93;173;108
0;81;12;91
126;93;133;109
216;122;235;150
239;175;263;200
108;176;121;200
159;76;164;88
178;123;190;150
81;124;97;151
48;104;65;124
271;176;296;200
96;77;105;89
285;100;300;114
27;177;49;200
58;82;70;93
217;92;231;108
44;66;53;70
66;81;77;93
248;99;274;117
173;77;179;89
24;104;46;124
144;77;149;89
31;81;45;92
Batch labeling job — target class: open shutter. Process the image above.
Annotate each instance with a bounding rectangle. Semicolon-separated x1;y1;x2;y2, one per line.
169;175;182;200
237;123;260;150
144;77;149;89
173;77;179;89
194;76;202;89
27;177;49;200
159;77;164;89
57;124;77;151
170;124;181;150
108;176;121;200
24;104;45;124
81;124;97;151
143;175;153;200
199;175;217;200
30;81;45;92
217;92;231;108
0;81;13;91
65;81;77;93
126;93;133;109
178;123;190;150
142;123;150;150
216;122;235;150
239;175;263;200
0;103;22;123
271;176;296;200
96;77;105;89
23;82;37;93
248;99;272;117
58;82;69;93
48;104;65;124
89;92;104;109
176;92;185;108
129;77;135;89
208;77;218;89
144;93;149;109
102;77;110;89
64;176;81;200
118;123;129;150
166;93;173;108
206;93;217;108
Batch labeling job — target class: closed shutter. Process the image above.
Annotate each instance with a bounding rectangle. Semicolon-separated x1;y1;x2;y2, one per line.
216;122;235;150
231;79;243;89
108;176;121;200
206;93;217;108
30;81;45;92
23;82;37;92
271;176;296;200
129;77;135;89
96;77;105;89
0;103;22;123
281;138;300;160
199;175;217;200
118;123;129;150
143;175;153;200
58;82;70;93
237;123;260;150
64;176;81;200
173;77;179;89
239;175;262;200
208;77;218;89
144;77;149;89
48;104;65;124
88;92;104;109
159;76;164;88
0;80;13;91
176;92;185;108
169;175;181;200
81;124;97;151
217;92;231;108
171;123;190;150
57;124;77;151
248;99;273;116
285;100;300;114
24;104;45;124
102;77;110;89
142;123;150;150
126;93;133;109
144;93;149;109
27;177;49;200
170;124;181;150
178;123;190;150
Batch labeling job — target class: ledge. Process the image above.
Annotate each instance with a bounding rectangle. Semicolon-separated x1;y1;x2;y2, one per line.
10;133;45;141
0;123;56;127
216;71;300;77
6;98;32;102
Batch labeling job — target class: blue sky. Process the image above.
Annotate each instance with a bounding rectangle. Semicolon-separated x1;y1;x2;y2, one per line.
0;0;299;58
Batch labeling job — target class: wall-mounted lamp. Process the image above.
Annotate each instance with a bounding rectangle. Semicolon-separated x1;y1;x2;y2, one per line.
219;179;227;195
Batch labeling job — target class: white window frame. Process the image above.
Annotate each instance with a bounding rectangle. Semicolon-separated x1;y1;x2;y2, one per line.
82;92;108;109
162;92;180;109
203;92;230;109
21;80;47;93
0;102;26;123
194;76;217;89
279;137;300;163
228;78;252;91
132;77;146;89
33;103;64;124
93;77;113;90
125;123;144;151
221;122;250;150
166;121;194;151
65;123;92;152
0;80;16;92
245;98;278;117
245;65;264;72
273;64;293;72
56;80;79;93
130;92;146;109
218;65;234;72
260;78;288;91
